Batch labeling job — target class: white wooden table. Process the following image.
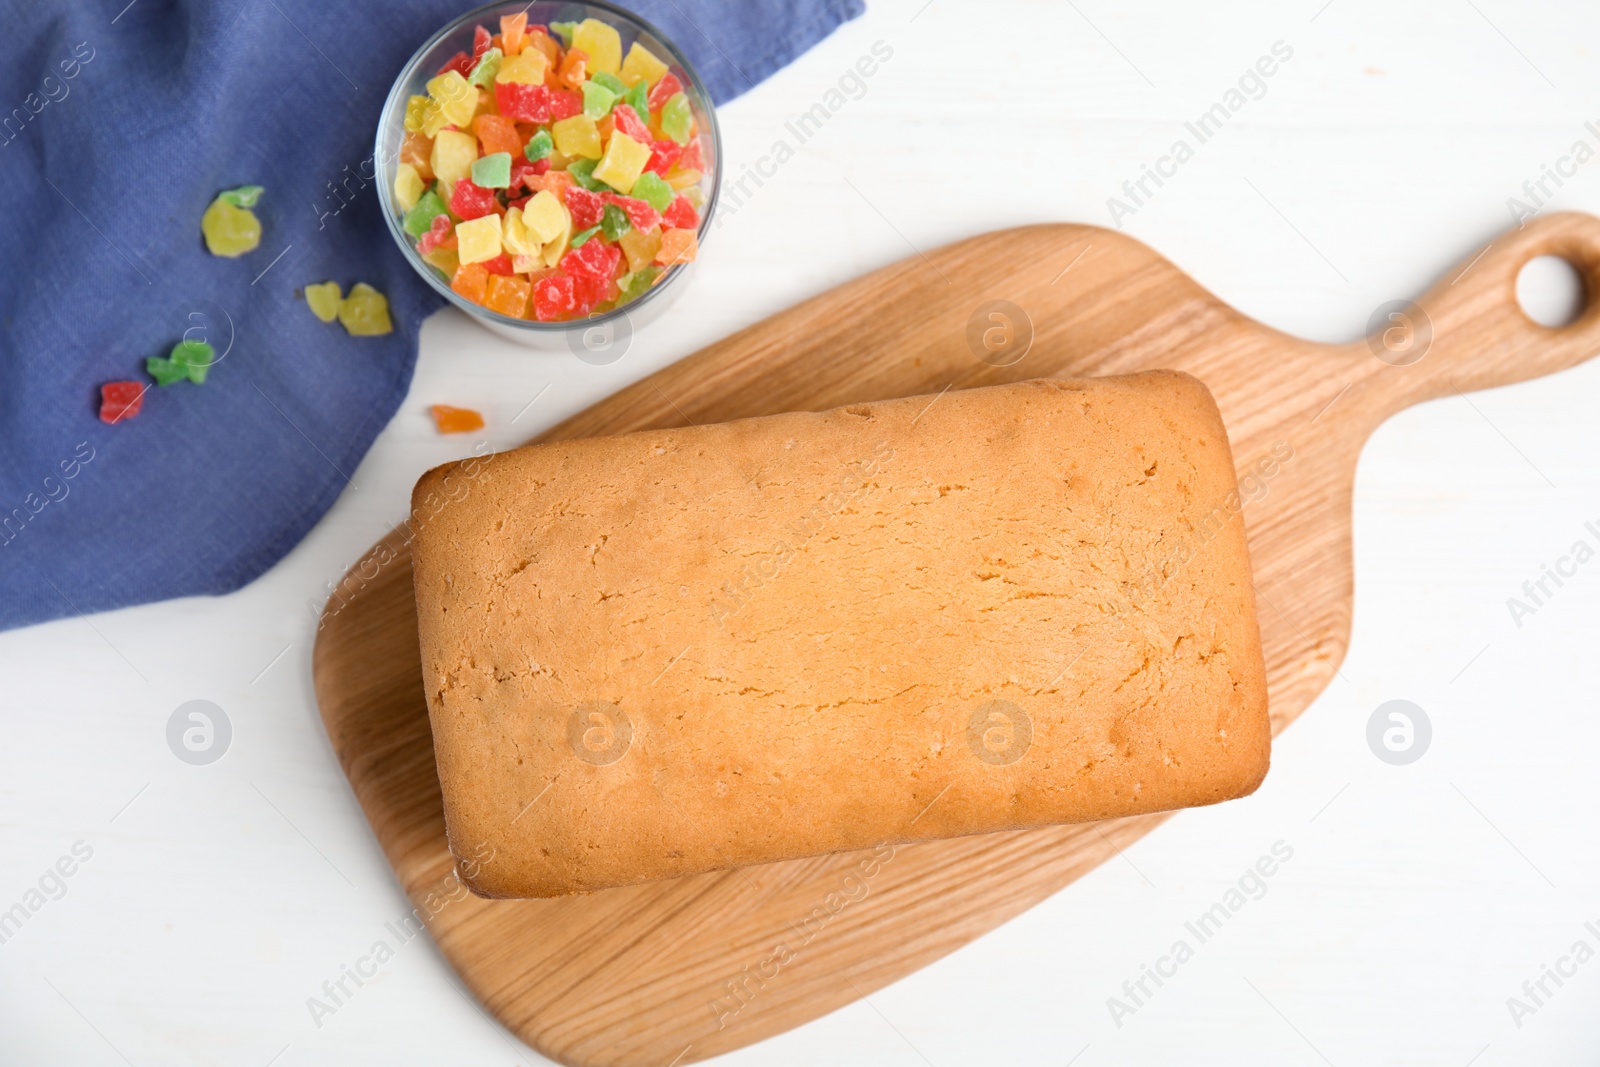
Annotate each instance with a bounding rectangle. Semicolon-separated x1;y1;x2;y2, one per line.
4;1;1599;1062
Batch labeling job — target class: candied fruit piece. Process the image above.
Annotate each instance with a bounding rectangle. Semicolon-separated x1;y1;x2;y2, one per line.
663;194;699;230
468;47;502;87
451;262;490;304
426;70;477;128
603;192;660;231
533;273;576;320
564;186;605;230
400;131;435;180
338;283;393;336
472;114;522;158
620;41;669;87
393;163;424;213
416;214;455;255
552;114;602;159
555;48;589;90
305;281;342;322
436;51;473;78
629;171;674;213
432;404;485;434
656;228;697;266
201;193;261;258
430;129;478;186
592;132;652;194
618;225;661;272
648;72;682;111
481;253;515;275
471;152;513;189
524;128;554;161
403;187;449;237
455;214;504;264
99;381;145;424
449;177;498;221
600;203;630;241
582;79;618;120
496;50;548;86
522;189;570;243
571;19;622;76
484;273;531;317
500;13;528;55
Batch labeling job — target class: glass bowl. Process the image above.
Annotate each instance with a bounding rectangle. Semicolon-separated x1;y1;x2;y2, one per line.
374;0;721;351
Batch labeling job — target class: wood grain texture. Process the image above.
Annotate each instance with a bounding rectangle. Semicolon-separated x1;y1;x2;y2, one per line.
312;212;1600;1066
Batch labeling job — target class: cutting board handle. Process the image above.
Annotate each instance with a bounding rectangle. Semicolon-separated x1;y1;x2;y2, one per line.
1386;211;1600;409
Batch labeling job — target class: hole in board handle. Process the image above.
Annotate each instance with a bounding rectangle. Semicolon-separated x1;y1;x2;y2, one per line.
1516;255;1587;328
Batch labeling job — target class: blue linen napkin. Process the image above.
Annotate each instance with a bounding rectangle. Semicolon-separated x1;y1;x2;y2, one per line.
0;0;861;632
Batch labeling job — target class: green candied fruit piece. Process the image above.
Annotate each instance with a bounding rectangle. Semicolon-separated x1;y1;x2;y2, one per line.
565;158;610;192
149;339;216;386
471;152;513;189
217;184;264;208
569;224;601;248
591;72;626;96
616;265;661;305
630;171;673;213
402;187;448;236
304;281;342;323
171;339;216;384
524;129;553;162
145;356;188;386
581;80;617;120
600;203;630;241
549;21;577;46
661;92;693;145
619;81;648;125
468;47;502;87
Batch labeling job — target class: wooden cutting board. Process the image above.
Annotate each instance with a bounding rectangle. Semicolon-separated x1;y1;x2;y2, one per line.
312;212;1600;1066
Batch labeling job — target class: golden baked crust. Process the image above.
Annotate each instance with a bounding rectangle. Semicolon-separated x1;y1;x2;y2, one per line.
411;373;1269;898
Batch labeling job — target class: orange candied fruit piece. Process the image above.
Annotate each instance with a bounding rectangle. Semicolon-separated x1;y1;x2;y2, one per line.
400;131;434;181
430;405;485;434
484;273;531;318
555;48;589;90
450;262;490;304
656;228;698;266
472;113;523;158
500;12;528;55
525;27;561;68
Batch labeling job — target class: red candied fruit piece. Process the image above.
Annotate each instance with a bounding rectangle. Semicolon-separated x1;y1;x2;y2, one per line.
481;254;515;276
508;157;547;193
571;271;615;313
564;186;605;230
663;195;699;230
472;24;493;58
99;381;144;425
437;50;474;77
648;72;682;111
603;193;660;232
548;88;582;120
561;235;621;282
533;274;576;321
644;139;682;175
612;104;650;142
679;138;705;172
495;82;551;122
449;178;498;221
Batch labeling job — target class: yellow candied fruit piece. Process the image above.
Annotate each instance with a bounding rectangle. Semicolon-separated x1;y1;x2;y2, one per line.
337;283;393;336
618;227;661;273
571;18;622;76
403;95;431;132
200;199;261;258
666;167;702;191
421;246;460;276
393;163;424;213
426;70;477;127
496;51;548;85
304;281;342;323
502;206;542;257
683;185;705;209
591;132;652;194
551;114;602;160
619;41;669;87
521;189;569;244
455;214;504;265
541;216;571;268
511;253;542;273
430;129;478;186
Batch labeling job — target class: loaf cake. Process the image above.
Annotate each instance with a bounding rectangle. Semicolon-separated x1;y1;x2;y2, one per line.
411;372;1270;898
